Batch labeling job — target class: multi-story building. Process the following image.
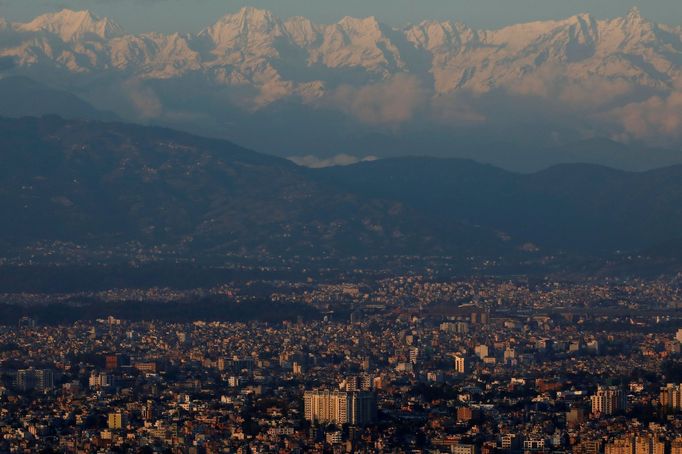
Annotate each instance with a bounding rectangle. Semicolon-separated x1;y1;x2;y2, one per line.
343;375;374;391
605;436;634;454
671;438;682;454
142;400;155;420
524;437;546;451
409;347;419;364
349;391;377;425
107;412;127;430
501;433;520;450
89;372;114;389
660;384;682;411
634;435;665;454
304;389;376;426
454;355;467;374
574;439;601;454
452;443;477;454
16;368;54;392
591;386;625;416
134;362;157;373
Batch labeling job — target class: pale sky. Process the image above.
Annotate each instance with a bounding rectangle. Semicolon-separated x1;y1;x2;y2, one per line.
1;0;680;32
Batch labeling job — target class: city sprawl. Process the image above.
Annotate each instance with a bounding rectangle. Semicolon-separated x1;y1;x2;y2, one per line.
0;276;681;453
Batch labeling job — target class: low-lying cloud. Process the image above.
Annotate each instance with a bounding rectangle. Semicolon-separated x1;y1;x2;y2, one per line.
601;90;682;144
288;154;379;168
323;74;427;127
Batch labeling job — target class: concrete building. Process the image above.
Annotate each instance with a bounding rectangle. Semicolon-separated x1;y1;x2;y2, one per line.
454;355;467;374
634;435;665;454
107;412;127;430
16;368;54;392
452;443;477;454
660;383;682;411
591;386;625;416
671;438;682;454
304;389;377;426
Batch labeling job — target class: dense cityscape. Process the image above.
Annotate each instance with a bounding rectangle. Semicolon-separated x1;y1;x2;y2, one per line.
1;1;682;453
1;275;681;453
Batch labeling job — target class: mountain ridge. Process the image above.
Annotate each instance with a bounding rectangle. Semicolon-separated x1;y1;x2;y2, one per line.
0;115;509;257
1;115;682;262
2;7;679;94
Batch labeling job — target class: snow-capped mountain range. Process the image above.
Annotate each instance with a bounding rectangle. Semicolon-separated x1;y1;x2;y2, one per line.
1;7;681;158
3;7;680;97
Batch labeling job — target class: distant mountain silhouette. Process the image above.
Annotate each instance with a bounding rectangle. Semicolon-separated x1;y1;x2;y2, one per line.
0;116;505;257
1;116;681;261
319;157;682;253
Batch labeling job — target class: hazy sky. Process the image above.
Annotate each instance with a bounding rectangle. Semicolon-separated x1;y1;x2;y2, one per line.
1;0;680;32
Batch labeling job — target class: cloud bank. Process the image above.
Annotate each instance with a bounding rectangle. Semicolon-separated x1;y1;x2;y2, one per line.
288;154;379;168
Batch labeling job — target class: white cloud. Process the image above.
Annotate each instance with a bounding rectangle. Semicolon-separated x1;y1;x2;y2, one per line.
323;74;427;127
288;154;379;168
600;90;682;144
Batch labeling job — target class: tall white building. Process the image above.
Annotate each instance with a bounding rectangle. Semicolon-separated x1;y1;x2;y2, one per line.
304;389;377;426
591;386;625;416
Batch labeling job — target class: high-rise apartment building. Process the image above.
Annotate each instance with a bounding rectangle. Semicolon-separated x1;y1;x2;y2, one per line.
634;435;665;454
344;374;374;391
142;400;155;420
591;386;625;416
89;372;114;389
605;436;634;454
304;389;377;426
107;412;127;430
16;368;54;392
409;347;419;364
454;355;467;374
660;383;682;411
671;437;682;454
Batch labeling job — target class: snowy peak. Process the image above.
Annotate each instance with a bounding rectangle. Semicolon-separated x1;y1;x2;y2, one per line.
337;16;382;34
599;6;658;49
626;7;643;23
284;16;320;47
406;20;477;52
1;7;680;100
201;7;286;49
313;15;406;72
18;9;124;41
543;13;599;61
620;6;653;33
